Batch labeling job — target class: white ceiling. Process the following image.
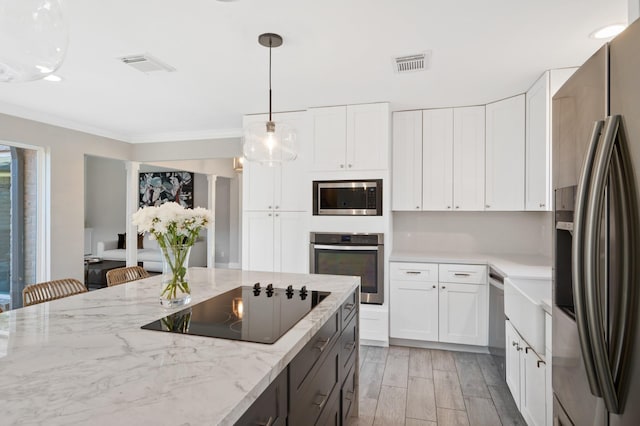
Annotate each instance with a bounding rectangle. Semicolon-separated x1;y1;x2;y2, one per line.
0;0;628;143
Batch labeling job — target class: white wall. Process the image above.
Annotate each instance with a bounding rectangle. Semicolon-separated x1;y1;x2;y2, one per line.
0;113;132;282
393;211;552;256
229;174;241;267
85;156;126;254
630;0;640;22
133;138;241;162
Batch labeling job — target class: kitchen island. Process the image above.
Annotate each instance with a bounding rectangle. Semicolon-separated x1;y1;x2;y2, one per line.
0;268;360;425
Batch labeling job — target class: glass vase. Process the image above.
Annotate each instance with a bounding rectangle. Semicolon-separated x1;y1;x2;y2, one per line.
160;244;192;308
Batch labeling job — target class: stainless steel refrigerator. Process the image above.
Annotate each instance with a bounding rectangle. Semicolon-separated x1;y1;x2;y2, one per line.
552;18;640;426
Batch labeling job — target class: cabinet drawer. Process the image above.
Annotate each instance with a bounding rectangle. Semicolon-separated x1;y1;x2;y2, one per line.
439;264;487;284
234;368;287;426
340;313;358;380
290;311;340;393
391;262;438;282
289;339;340;426
341;290;359;330
341;361;357;425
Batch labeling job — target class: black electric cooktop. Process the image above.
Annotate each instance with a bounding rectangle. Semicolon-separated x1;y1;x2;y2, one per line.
141;284;330;344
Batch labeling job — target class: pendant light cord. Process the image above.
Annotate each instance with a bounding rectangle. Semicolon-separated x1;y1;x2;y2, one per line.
268;38;272;122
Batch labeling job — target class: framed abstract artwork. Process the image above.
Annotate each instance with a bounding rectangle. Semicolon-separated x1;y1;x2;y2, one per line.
139;171;194;208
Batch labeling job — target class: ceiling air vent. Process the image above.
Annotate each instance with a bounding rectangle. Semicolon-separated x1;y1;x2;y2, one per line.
394;52;431;73
119;54;176;73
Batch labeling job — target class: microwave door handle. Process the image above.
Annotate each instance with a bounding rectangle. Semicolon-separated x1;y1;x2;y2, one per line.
572;119;604;398
312;245;380;251
608;116;639;412
584;115;620;413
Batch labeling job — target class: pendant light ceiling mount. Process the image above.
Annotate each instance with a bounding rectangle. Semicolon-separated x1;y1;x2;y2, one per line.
243;32;297;166
258;33;283;48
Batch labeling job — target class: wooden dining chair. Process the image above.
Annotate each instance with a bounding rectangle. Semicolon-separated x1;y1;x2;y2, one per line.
106;266;150;287
22;278;88;307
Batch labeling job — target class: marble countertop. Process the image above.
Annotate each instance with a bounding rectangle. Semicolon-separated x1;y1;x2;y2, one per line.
0;268;359;425
390;251;552;280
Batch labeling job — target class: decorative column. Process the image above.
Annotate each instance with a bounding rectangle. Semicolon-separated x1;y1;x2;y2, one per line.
125;161;140;267
207;175;217;268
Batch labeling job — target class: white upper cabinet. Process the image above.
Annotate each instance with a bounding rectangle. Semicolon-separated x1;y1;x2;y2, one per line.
525;73;550;211
243;111;309;212
310;106;347;171
311;103;389;171
453;106;485;211
423;108;454;211
525;68;576;211
392;110;423;211
485;95;525;210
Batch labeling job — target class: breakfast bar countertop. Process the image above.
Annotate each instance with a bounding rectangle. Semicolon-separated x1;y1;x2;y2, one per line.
0;268;359;425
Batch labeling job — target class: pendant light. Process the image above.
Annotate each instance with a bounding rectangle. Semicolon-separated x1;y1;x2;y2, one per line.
243;33;297;166
0;0;68;82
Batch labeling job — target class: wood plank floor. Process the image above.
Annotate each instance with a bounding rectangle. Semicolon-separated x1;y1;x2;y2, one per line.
350;345;525;426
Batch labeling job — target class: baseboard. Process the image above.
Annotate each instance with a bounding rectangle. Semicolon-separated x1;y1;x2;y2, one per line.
389;337;490;354
360;338;389;348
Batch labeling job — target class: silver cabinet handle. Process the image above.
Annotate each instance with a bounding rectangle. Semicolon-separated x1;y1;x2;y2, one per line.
441;286;446;289
313;393;328;410
485;204;490;208
405;271;422;275
512;341;518;347
268;213;272;217
348;164;352;168
447;206;451;209
584;115;621;413
572;119;604;398
340;164;344;168
432;285;436;289
537;360;546;368
455;206;460;209
539;203;545;208
275;205;279;209
314;338;331;353
454;272;471;276
416;206;420;209
268;205;272;209
275;213;279;217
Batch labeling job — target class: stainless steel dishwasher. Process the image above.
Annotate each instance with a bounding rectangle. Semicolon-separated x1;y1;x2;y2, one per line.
488;267;506;379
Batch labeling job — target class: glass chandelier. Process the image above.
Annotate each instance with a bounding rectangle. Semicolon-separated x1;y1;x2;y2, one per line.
0;0;68;82
243;33;297;166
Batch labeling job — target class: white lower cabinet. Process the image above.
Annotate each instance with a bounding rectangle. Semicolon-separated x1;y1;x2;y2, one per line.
390;262;487;346
506;319;547;425
243;211;308;274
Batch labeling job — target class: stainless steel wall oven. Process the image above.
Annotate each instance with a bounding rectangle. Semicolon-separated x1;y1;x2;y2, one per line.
310;232;384;304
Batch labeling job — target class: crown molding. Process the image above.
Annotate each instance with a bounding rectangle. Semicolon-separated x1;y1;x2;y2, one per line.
127;128;243;144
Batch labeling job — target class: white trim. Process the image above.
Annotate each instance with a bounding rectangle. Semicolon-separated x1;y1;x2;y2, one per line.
0;101;128;142
207;175;218;268
125;161;140;267
0;101;244;144
127;128;244;144
38;146;50;282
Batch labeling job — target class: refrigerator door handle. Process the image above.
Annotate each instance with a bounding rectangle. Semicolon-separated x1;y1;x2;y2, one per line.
572;119;605;397
584;115;622;413
608;115;639;414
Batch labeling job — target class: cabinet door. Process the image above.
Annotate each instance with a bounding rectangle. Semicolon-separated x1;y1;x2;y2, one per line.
275;212;309;274
521;348;547;426
276;111;311;212
310;106;347;171
392;110;423;211
390;280;439;341
453;106;485;211
439;282;487;345
485;95;525;211
243;212;274;272
505;320;522;408
243;162;277;211
346;103;390;170
525;72;550;211
422;108;454;211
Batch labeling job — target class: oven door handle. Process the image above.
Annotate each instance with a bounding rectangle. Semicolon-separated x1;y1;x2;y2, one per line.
312;245;380;251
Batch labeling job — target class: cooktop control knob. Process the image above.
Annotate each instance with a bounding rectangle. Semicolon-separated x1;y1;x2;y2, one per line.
286;285;294;299
300;285;308;300
266;283;274;297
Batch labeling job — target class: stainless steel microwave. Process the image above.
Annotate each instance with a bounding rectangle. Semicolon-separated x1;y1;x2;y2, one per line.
312;179;383;216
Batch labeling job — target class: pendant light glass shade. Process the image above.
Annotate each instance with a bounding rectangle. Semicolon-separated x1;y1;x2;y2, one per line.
0;0;68;82
243;33;297;167
243;120;297;166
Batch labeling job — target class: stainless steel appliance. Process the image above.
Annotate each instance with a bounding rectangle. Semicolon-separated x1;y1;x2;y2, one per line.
488;267;506;380
552;21;640;425
310;232;384;304
142;284;330;344
312;179;382;216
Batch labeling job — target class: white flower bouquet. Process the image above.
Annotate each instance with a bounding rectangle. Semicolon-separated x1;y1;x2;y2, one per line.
132;202;212;306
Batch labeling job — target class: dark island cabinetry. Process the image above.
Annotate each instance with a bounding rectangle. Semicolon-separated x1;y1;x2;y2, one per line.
235;289;360;425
